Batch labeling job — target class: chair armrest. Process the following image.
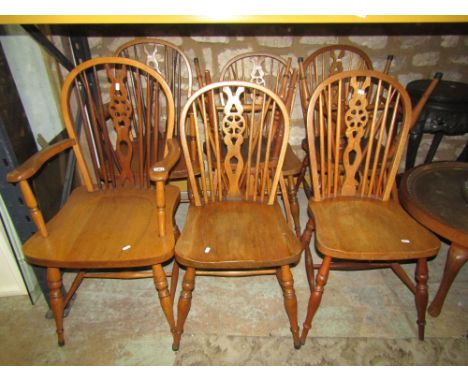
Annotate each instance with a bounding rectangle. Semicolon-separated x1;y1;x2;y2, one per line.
149;138;181;183
7;138;75;183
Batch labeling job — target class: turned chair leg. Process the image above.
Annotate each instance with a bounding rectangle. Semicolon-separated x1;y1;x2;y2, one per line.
428;244;468;317
415;258;429;340
301;255;332;345
172;267;196;351
301;218;316;291
47;267;65;346
287;175;301;238
170;261;180;303
152;264;176;340
276;265;301;349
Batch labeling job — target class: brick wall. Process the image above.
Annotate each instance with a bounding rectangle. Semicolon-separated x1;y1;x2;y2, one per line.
76;23;468;166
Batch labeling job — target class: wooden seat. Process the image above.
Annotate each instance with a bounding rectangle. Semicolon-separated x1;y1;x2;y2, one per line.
6;57;181;346
173;80;303;350
219;52;302;237
300;70;440;345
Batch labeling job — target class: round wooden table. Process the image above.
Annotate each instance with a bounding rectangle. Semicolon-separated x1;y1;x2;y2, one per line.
399;161;468;317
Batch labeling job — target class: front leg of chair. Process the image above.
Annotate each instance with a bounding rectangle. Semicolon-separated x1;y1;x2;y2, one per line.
429;244;468;317
47;267;65;346
287;175;301;238
276;265;301;349
152;264;176;339
301;255;332;345
415;258;428;340
301;218;316;291
172;267;196;351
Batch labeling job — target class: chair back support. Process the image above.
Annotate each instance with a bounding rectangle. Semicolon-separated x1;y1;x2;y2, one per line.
219;53;293;102
179;81;290;206
299;45;373;121
306;70;412;201
61;57;175;190
114;38;192;133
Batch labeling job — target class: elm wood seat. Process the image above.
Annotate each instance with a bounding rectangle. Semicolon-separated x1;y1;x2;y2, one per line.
173;81;303;350
219;52;303;237
6;57;181;346
300;70;440;345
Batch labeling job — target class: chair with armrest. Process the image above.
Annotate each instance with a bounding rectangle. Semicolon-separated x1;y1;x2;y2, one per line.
7;57;181;346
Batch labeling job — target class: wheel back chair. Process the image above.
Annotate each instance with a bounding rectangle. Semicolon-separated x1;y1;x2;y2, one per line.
297;44;394;198
300;70;441;345
172;81;303;350
219;52;303;237
7;57;181;346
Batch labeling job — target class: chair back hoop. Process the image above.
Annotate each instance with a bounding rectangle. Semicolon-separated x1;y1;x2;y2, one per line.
114;38;193;135
60;56;175;191
306;70;412;202
300;45;373;115
220;53;293;99
179;80;290;207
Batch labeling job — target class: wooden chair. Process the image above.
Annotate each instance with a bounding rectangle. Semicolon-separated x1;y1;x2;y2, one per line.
6;57;181;346
297;44;378;198
219;53;303;237
114;38;195;182
300;70;441;345
172;81;303;350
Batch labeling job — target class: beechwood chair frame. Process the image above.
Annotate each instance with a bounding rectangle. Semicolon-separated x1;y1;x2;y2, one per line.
7;57;182;346
299;70;441;344
172;80;303;350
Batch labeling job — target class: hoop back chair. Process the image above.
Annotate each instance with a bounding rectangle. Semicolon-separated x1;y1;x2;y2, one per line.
7;57;181;346
219;52;303;237
114;38;195;181
300;70;440;344
172;81;303;350
297;45;375;197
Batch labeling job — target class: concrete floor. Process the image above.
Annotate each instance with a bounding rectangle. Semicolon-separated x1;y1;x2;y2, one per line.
0;192;467;365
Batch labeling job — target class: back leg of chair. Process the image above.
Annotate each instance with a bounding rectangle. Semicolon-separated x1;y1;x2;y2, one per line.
300;255;332;345
47;267;65;346
173;266;196;351
276;265;301;349
301;218;316;291
152;264;176;339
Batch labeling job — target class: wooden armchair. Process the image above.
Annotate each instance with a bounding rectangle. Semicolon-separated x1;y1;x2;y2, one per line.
300;70;440;345
114;38;196;183
172;81;303;350
6;57;181;346
219;52;303;237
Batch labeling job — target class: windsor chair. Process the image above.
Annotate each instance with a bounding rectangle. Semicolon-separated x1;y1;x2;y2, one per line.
7;57;180;346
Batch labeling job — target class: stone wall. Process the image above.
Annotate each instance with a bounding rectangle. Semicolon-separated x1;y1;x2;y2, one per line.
55;23;468;166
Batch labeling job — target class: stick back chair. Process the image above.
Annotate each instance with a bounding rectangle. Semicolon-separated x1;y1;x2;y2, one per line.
297;44;376;197
172;81;303;350
300;70;440;345
114;38;196;181
219;52;303;237
7;57;181;346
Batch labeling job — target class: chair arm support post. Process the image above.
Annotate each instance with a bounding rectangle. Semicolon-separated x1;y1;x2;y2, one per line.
18;180;48;237
156;181;166;237
6;139;75;183
149;139;181;183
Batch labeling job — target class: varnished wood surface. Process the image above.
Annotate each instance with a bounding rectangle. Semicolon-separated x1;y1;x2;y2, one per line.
23;185;180;268
310;197;440;261
175;201;302;269
399;161;468;246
